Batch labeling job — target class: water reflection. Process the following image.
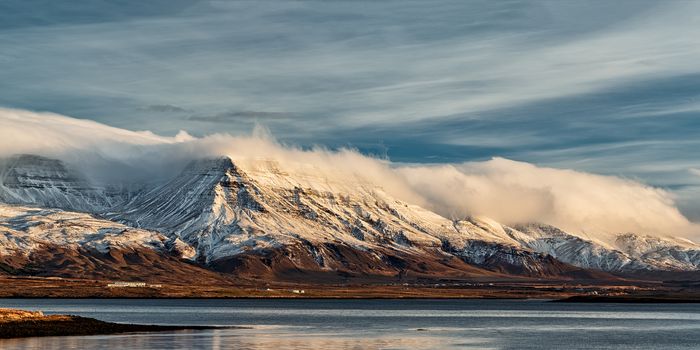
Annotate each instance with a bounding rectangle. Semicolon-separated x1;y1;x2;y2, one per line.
0;329;493;350
1;299;700;350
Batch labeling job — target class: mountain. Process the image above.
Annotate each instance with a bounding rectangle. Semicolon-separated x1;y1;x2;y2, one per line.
0;154;698;283
510;224;700;273
109;157;601;281
0;155;119;212
0;204;229;284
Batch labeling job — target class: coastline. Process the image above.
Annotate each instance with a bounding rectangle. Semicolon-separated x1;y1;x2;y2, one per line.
0;308;221;339
555;295;700;303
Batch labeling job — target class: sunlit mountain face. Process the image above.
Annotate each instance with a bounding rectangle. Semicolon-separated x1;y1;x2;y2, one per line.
0;109;698;283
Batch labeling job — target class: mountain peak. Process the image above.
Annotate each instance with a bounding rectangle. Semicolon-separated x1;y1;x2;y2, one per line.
181;156;236;175
0;154;110;212
1;154;70;179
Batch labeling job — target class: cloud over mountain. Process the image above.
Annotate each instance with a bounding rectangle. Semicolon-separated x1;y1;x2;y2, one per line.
1;107;696;241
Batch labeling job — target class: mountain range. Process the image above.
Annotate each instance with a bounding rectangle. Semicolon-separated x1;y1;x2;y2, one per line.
1;153;699;283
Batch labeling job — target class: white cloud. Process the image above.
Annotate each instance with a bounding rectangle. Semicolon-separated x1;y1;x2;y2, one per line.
0;107;183;158
398;159;695;242
1;108;696;242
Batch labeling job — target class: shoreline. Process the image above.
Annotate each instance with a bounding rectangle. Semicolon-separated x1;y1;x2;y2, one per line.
0;308;222;339
555;295;700;303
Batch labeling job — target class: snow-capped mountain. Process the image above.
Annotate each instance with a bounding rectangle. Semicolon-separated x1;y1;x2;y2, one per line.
0;153;699;282
110;157;590;279
0;154;121;212
0;203;230;283
503;224;700;273
0;204;192;258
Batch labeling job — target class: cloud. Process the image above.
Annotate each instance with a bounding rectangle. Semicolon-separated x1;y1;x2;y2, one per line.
0;107;183;153
189;111;292;123
0;108;696;243
0;107;194;183
141;104;190;113
397;159;694;242
4;1;699;130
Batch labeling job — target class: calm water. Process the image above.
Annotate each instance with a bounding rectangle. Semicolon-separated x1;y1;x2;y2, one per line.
0;298;699;349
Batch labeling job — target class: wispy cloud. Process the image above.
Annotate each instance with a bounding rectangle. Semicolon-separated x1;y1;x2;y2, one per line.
4;1;698;129
188;111;292;123
141;104;190;113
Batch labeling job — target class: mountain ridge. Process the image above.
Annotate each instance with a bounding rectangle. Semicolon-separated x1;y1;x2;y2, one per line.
0;154;698;283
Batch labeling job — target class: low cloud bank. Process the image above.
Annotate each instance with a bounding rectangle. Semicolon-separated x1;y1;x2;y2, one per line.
1;107;696;241
398;160;694;242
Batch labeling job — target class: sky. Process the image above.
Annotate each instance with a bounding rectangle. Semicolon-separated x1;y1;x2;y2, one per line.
0;0;699;220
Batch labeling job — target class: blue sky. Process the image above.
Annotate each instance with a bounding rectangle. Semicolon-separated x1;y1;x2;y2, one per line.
1;0;699;218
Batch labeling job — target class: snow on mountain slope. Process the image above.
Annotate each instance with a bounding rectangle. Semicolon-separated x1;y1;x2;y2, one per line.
0;203;227;282
0;153;698;278
110;157;275;259
615;233;700;271
0;155;119;212
508;224;637;272
502;224;700;272
107;157;605;278
0;204;193;259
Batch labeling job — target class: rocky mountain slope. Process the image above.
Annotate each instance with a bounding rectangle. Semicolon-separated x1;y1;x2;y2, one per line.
0;154;698;282
108;157;601;280
0;204;228;283
0;155;114;212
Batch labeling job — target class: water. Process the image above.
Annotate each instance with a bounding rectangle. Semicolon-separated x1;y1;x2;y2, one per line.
1;298;699;349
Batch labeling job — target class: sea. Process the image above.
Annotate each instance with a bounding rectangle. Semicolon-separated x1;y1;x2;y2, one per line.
0;298;699;349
